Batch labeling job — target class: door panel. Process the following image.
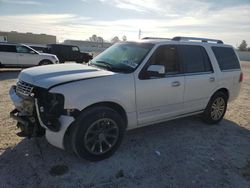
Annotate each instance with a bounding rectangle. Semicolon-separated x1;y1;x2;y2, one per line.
0;52;18;65
17;53;38;67
136;76;185;125
184;73;217;112
136;45;185;126
178;45;218;113
16;46;39;67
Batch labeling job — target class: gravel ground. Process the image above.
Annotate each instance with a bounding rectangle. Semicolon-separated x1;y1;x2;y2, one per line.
0;62;250;188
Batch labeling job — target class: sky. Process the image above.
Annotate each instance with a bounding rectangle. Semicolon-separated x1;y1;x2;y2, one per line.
0;0;249;46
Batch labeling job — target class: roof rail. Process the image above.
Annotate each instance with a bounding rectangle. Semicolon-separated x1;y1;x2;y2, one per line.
142;37;171;40
172;36;223;44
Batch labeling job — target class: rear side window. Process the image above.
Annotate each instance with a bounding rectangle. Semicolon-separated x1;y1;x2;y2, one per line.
212;47;240;70
179;45;213;73
0;45;16;52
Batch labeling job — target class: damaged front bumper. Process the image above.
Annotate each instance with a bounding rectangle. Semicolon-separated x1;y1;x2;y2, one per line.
9;85;66;137
9;83;76;149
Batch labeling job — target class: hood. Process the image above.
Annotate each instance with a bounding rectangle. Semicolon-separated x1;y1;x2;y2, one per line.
19;63;115;89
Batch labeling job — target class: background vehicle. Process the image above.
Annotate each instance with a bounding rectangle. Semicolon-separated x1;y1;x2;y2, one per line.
46;44;93;63
28;45;47;53
9;37;242;161
0;43;59;67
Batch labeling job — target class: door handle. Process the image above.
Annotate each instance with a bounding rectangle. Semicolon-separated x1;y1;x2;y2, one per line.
209;77;215;82
171;81;181;87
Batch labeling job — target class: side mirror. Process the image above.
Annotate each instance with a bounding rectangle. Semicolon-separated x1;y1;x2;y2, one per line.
146;65;165;77
30;50;36;54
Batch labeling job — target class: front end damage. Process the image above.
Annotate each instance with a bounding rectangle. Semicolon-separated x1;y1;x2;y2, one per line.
9;80;73;140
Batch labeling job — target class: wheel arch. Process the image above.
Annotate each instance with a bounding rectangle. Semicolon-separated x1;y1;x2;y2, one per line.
79;101;128;125
63;101;128;152
39;59;53;65
212;88;229;100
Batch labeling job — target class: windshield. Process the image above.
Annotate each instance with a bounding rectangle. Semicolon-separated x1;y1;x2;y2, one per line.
89;42;154;73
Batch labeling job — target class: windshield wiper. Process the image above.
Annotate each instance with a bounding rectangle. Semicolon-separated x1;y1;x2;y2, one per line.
89;60;132;73
90;60;113;71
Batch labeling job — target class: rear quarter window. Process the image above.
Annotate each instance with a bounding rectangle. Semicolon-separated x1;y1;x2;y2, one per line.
212;47;240;70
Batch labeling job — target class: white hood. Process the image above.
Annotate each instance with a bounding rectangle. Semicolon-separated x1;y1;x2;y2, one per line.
18;63;115;89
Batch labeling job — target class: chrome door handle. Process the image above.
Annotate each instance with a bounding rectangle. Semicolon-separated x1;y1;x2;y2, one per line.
209;77;215;82
172;81;181;87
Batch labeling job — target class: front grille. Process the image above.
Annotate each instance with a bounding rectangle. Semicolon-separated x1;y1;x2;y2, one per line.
16;80;34;96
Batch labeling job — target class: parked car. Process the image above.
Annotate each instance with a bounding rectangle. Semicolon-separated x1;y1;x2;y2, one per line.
0;43;59;68
9;36;242;161
46;44;93;63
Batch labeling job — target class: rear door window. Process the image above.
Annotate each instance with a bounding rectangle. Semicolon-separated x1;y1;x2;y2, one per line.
0;45;16;52
179;45;213;73
212;47;240;70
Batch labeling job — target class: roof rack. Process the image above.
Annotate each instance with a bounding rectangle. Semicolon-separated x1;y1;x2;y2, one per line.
172;36;223;44
142;37;171;40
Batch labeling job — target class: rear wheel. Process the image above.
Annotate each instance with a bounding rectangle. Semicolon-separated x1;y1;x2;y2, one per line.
202;92;228;124
69;106;126;161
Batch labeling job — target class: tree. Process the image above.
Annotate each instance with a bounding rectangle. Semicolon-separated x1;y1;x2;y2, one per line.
97;37;104;43
238;40;248;51
111;36;120;43
89;34;98;42
122;35;127;41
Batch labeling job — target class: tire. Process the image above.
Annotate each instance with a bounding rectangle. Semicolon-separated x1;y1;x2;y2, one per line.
69;106;126;161
202;92;228;124
39;60;52;66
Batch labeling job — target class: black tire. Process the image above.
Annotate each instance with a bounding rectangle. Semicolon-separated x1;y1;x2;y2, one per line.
69;106;126;161
39;60;52;66
202;92;228;124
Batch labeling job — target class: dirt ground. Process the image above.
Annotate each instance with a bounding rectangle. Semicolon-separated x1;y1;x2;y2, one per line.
0;62;250;188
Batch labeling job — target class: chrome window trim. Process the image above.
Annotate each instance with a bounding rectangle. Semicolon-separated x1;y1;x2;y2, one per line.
221;69;241;72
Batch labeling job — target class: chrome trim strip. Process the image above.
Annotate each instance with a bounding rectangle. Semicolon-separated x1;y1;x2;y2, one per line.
164;71;214;78
221;69;241;72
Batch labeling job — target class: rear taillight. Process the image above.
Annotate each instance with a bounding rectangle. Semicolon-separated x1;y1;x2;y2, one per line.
239;72;243;82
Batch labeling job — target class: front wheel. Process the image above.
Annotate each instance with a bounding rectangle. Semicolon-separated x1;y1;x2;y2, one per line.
69;107;126;161
39;60;52;66
202;92;228;124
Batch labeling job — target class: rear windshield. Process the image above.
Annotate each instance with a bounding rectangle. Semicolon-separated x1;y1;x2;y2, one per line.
212;47;240;70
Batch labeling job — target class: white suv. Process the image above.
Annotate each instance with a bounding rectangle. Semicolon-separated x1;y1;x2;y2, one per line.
0;43;59;67
9;37;242;161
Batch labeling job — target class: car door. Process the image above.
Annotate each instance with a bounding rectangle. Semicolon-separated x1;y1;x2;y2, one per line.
135;45;185;126
16;45;39;67
179;45;218;113
0;44;18;66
